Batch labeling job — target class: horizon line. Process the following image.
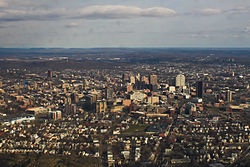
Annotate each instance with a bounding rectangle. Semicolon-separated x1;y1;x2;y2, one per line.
0;47;250;49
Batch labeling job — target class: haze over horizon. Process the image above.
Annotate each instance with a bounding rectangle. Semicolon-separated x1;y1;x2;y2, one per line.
0;0;249;48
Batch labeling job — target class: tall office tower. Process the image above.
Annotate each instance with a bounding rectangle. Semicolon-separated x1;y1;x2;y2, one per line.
64;103;71;114
65;94;72;105
48;70;53;79
33;81;38;89
83;79;88;90
106;87;114;99
56;111;62;119
175;74;185;87
23;80;26;88
71;93;79;103
226;90;232;102
136;73;141;82
122;74;129;82
196;81;204;98
64;93;72;114
142;76;149;84
48;81;53;89
49;111;62;120
185;102;197;116
71;104;77;114
86;94;97;110
149;74;158;85
96;100;107;112
127;85;133;93
130;76;136;84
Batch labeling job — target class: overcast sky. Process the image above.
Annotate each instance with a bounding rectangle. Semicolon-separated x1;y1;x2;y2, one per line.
0;0;249;48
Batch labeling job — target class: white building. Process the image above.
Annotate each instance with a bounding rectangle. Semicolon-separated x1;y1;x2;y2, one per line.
10;116;35;124
130;76;136;84
175;74;185;87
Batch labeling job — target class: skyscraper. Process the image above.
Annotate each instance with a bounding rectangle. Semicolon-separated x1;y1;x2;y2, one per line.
127;85;133;93
64;93;72;114
106;87;114;99
196;81;204;98
175;74;185;87
49;111;62;120
48;70;53;79
130;76;136;84
96;100;107;112
142;76;149;84
33;81;38;89
71;93;79;103
136;73;141;82
149;74;158;85
122;74;129;82
226;90;232;102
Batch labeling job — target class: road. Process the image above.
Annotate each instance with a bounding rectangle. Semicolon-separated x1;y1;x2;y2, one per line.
153;121;174;165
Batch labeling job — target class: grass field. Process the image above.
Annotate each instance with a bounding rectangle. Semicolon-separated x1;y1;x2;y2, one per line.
123;124;148;135
0;154;99;167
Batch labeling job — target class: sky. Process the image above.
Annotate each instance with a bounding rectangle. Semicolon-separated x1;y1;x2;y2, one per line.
0;0;249;48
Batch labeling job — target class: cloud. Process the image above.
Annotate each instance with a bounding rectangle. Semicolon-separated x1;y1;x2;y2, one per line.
232;34;241;38
6;0;59;9
78;5;176;19
0;8;69;21
196;8;222;15
65;22;79;28
0;0;7;7
225;6;250;14
1;4;249;23
0;5;176;22
193;6;250;16
191;33;212;38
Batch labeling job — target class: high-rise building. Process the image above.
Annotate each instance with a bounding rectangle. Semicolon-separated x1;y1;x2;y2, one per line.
142;76;149;84
130;76;136;84
149;74;158;85
127;85;133;93
65;94;72;105
147;96;159;104
106;87;114;99
196;81;204;98
85;94;97;111
170;108;176;118
83;79;88;90
71;93;79;103
96;100;107;112
23;80;26;88
49;110;62;120
122;74;129;82
71;104;77;114
48;81;53;89
175;74;185;87
185;102;197;116
226;90;232;102
136;73;141;82
48;70;53;79
63;93;72;114
33;81;38;89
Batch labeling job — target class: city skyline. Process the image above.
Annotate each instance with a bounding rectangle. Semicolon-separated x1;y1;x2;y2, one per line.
0;0;249;48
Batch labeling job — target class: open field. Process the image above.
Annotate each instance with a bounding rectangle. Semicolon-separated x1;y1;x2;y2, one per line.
0;154;99;167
